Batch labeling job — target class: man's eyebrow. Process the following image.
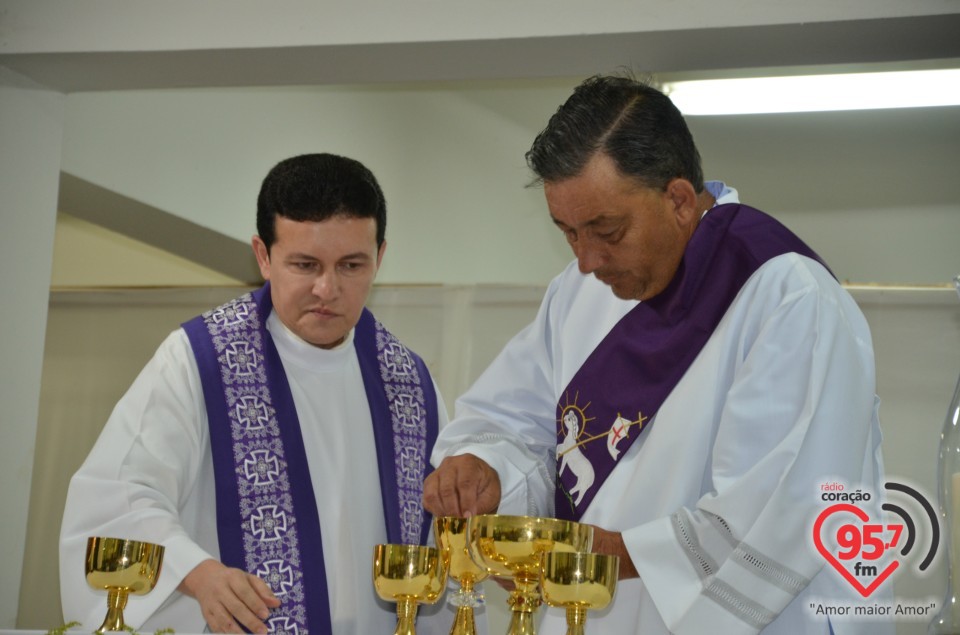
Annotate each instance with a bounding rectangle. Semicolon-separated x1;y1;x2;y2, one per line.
285;251;372;261
339;251;373;261
550;213;622;229
285;252;318;261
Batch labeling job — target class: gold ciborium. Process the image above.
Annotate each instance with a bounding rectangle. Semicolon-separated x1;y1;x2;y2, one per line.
540;552;618;635
467;515;593;635
373;543;448;635
85;537;165;634
435;517;489;635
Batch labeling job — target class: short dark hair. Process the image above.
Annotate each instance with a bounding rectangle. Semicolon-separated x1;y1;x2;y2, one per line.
256;153;387;250
525;74;704;191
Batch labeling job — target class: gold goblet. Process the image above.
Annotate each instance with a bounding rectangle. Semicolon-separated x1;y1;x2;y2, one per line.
435;517;489;635
85;536;165;634
540;552;619;635
467;514;593;635
373;543;448;635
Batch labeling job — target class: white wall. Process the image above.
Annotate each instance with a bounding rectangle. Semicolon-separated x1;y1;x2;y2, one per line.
0;67;64;628
59;83;574;285
57;84;960;286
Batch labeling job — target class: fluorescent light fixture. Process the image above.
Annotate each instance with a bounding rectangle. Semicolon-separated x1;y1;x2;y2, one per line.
662;69;960;115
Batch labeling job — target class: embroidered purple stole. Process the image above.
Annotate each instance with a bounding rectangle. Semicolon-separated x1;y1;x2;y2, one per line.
555;204;830;520
182;284;438;635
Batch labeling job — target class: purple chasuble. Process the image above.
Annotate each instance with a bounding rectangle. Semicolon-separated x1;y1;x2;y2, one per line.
183;284;438;635
555;204;831;521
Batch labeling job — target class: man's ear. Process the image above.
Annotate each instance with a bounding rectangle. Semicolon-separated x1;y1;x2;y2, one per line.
252;235;271;280
375;239;387;270
665;178;700;227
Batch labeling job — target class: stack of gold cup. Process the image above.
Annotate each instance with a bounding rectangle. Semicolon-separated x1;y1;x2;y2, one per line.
373;514;619;635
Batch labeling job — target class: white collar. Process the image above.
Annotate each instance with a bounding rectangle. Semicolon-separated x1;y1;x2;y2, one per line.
266;310;356;372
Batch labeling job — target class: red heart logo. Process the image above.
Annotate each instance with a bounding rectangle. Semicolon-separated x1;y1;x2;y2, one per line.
813;503;899;597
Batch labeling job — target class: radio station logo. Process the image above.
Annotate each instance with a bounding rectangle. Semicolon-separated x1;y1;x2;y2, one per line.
813;480;938;598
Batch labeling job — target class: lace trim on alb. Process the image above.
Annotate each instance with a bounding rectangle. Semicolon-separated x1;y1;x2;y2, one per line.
673;509;803;628
732;542;810;594
703;578;777;629
672;510;717;580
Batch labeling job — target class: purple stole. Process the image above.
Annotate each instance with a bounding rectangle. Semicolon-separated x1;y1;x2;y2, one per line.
182;284;438;635
555;204;830;520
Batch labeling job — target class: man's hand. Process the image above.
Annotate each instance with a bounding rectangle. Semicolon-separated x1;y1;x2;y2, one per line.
589;525;639;580
178;559;281;634
423;454;501;517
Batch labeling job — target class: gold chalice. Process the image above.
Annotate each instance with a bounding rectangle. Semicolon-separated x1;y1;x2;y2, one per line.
84;537;165;634
540;552;619;635
435;517;489;635
467;514;594;635
373;543;448;635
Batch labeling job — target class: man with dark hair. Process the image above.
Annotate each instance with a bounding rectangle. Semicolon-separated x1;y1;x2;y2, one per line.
61;153;447;634
424;75;889;634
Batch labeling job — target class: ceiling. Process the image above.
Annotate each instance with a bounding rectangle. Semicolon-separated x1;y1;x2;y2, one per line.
2;13;960;92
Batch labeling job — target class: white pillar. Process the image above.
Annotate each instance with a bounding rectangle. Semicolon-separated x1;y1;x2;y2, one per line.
0;66;64;627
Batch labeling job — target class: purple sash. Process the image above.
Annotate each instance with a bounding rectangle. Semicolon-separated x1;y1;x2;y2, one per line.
555;204;829;520
183;284;438;634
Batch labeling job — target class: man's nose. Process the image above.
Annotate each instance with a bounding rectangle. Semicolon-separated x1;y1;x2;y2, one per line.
574;241;604;274
312;271;339;298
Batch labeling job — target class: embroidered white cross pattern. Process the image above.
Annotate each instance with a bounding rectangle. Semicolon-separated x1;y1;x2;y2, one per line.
391;393;423;430
383;342;415;376
235;395;270;432
398;444;422;479
267;616;300;635
243;449;281;486
250;505;288;541
256;559;295;596
225;341;258;376
401;499;422;535
210;303;250;328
